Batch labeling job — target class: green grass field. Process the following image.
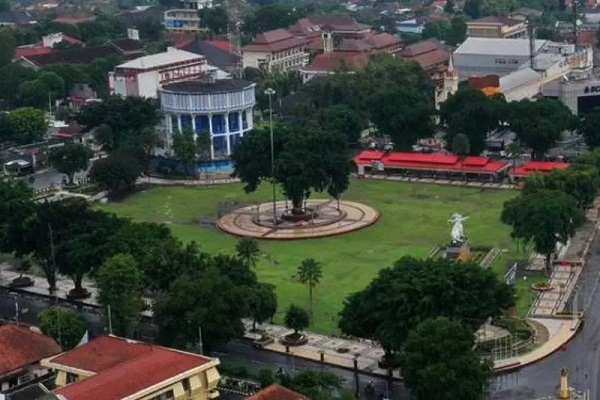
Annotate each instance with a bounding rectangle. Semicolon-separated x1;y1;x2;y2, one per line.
101;179;524;334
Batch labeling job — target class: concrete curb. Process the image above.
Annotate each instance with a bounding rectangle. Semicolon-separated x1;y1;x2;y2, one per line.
493;319;583;374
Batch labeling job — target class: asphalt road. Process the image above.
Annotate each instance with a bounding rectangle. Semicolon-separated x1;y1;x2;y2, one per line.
491;236;600;400
0;291;408;400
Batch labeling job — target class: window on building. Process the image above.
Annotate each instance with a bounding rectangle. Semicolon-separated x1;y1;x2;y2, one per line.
66;373;77;384
182;378;191;393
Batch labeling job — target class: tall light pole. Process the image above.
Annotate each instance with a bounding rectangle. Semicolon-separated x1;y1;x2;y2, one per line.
264;87;277;223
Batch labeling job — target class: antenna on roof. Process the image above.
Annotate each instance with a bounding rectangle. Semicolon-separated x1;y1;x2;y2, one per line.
527;18;536;70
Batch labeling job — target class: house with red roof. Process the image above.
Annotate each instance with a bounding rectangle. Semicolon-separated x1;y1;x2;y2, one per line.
299;32;402;82
41;335;221;400
0;324;61;392
245;384;307;400
354;150;510;180
397;38;458;107
509;160;570;183
242;29;308;72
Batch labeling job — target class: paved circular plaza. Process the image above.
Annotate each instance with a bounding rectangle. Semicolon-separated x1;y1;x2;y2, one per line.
216;199;380;240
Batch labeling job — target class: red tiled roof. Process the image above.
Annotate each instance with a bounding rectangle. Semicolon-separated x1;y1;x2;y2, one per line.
245;384;307;400
243;29;306;52
354;150;509;174
510;161;570;176
302;52;370;72
400;39;450;70
0;324;61;376
338;38;372;52
207;40;231;51
50;336;213;400
21;45;121;67
363;33;402;50
15;45;52;58
62;34;83;45
288;15;369;37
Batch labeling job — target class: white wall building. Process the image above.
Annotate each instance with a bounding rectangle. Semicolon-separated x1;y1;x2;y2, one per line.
108;48;229;98
159;79;256;159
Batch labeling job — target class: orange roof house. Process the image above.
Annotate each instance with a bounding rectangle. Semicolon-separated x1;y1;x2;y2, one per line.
245;384;307;400
0;324;61;392
42;335;221;400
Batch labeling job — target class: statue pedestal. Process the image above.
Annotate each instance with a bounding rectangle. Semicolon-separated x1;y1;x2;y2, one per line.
446;240;470;262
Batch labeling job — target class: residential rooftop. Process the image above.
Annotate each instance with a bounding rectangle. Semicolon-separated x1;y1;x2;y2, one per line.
0;324;61;377
116;49;203;70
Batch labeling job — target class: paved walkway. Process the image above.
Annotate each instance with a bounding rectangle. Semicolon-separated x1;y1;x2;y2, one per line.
355;174;516;190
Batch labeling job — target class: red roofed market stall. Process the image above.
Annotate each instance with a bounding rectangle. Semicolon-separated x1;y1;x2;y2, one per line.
509;161;570;183
354;150;511;182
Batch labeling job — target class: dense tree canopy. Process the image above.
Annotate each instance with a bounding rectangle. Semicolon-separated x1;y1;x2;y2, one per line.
97;253;144;337
522;168;599;210
39;307;88;350
231;123;351;212
154;264;248;350
284;304;309;334
6;107;48;145
400;317;492;400
579;107;600;148
198;6;228;35
76;96;159;144
501;189;585;273
339;256;514;355
88;150;142;191
0;29;15;67
440;87;505;156
248;283;278;330
49;143;93;185
507;98;577;159
0;179;33;253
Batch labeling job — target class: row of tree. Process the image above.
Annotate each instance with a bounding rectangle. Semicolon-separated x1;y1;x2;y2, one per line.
0;179;280;348
335;256;513;399
501;153;600;273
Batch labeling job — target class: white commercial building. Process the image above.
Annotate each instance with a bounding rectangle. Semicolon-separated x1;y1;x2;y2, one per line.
159;79;256;159
453;38;548;80
108;48;229;98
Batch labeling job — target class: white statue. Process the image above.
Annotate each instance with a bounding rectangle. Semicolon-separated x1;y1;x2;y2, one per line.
448;213;468;243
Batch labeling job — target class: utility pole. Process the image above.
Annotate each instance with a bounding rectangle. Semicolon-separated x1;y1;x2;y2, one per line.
49;223;61;347
107;304;113;334
13;295;18;324
198;326;204;355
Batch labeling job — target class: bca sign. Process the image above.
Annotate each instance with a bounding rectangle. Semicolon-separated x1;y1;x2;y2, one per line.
584;86;600;94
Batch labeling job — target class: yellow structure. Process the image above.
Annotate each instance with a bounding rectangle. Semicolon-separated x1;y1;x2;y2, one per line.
41;335;220;400
558;368;571;400
466;16;528;39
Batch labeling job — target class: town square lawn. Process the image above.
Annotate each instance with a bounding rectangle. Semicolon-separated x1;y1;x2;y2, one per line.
100;179;523;334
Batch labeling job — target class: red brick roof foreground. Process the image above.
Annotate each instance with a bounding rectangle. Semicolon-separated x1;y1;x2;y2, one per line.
245;384;307;400
354;150;510;174
0;324;61;376
51;336;213;400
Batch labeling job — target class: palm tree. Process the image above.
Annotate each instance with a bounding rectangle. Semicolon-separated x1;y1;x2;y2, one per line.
296;258;323;320
235;237;260;268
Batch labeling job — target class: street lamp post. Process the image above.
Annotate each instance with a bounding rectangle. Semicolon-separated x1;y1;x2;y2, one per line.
264;88;277;223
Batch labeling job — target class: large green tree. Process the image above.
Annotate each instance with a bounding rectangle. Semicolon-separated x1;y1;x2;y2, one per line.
339;256;514;356
440;87;505;156
501;189;585;274
0;29;15;67
400;317;492;400
248;282;278;330
76;96;159;147
312;104;365;145
38;307;88;350
7;107;48;145
0;178;34;253
49;143;93;185
198;6;228;34
284;304;309;335
88;150;142;191
284;370;344;400
154;264;248;350
96;253;144;337
523;168;599;210
10;200;93;291
579;107;600;148
172;128;197;176
231;123;351;213
507;98;576;159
